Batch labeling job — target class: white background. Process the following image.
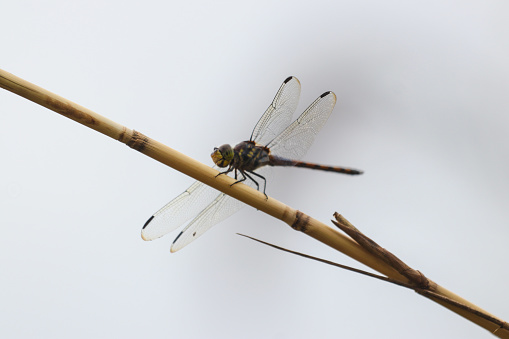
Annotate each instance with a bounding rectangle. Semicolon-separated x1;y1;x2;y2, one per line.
1;1;508;338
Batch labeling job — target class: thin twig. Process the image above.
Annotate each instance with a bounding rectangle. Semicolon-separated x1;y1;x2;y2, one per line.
238;233;509;332
237;233;414;289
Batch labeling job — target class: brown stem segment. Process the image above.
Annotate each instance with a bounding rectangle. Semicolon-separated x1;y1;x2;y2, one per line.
332;213;431;289
331;213;509;337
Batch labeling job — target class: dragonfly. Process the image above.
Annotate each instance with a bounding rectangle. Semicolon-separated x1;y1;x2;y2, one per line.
142;76;362;252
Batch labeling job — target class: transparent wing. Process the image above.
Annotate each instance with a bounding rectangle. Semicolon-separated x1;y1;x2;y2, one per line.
169;192;243;252
267;91;337;161
141;178;224;241
170;166;273;252
250;76;301;146
142;167;273;251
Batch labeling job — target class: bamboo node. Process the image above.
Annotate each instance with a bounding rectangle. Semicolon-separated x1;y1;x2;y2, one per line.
126;130;149;152
291;210;310;232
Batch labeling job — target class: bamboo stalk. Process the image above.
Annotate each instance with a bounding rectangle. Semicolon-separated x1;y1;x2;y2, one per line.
1;68;507;337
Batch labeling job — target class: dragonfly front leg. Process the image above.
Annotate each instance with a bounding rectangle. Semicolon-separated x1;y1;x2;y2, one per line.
215;163;235;178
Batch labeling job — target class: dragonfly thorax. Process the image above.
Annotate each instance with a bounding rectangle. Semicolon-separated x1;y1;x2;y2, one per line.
211;144;234;168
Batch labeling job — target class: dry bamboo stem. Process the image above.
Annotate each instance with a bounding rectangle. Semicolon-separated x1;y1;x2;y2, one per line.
1;68;507;337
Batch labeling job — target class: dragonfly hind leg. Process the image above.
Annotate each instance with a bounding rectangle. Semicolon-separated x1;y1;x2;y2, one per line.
246;170;268;199
230;170;268;199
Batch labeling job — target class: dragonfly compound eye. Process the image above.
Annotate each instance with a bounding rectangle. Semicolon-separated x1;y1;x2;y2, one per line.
211;144;233;167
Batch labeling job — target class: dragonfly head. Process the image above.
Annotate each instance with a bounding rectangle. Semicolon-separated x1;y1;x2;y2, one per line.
211;144;234;168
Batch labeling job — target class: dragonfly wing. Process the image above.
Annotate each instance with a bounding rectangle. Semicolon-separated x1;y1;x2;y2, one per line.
141;180;224;241
267;91;337;161
250;76;301;146
170;192;244;252
170;166;274;252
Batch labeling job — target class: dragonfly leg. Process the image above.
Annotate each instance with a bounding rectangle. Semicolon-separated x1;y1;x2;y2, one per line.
215;164;234;178
231;170;248;187
247;171;268;199
239;171;260;192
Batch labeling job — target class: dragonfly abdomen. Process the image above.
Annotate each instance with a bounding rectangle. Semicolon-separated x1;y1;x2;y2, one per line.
269;155;363;175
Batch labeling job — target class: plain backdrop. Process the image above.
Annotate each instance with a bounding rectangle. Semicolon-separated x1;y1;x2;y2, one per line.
1;1;508;338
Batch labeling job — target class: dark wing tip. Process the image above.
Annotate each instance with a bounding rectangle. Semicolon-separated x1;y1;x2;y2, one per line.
142;215;155;229
172;231;184;244
320;91;332;98
284;76;295;83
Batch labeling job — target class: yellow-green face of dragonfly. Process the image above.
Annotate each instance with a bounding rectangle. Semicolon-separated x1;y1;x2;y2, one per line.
211;144;234;168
